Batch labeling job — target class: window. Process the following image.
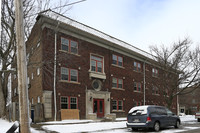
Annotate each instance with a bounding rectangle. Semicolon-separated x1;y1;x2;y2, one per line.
164;89;169;97
37;68;40;75
91;55;103;73
118;100;123;110
134;82;141;92
38;96;40;103
133;61;141;72
61;37;78;54
31;73;34;80
152;86;159;95
70;97;77;109
60;96;78;109
112;78;123;89
112;100;117;110
61;67;78;82
152;68;158;77
70;41;78;54
61;67;68;80
112;54;123;67
32;98;34;104
112;100;123;111
70;69;78;82
61;97;68;109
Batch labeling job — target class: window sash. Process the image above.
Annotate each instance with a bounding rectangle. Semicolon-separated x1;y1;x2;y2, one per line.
61;37;78;54
112;55;117;65
152;68;158;77
112;100;117;110
61;38;69;51
134;82;141;91
70;40;78;54
70;97;77;109
112;78;117;88
70;69;78;82
61;67;78;82
112;78;123;88
118;100;123;110
61;67;69;81
91;55;103;73
134;62;141;71
112;54;123;66
61;97;68;109
118;79;123;88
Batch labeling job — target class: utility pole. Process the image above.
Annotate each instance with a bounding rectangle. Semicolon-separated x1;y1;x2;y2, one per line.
15;0;30;133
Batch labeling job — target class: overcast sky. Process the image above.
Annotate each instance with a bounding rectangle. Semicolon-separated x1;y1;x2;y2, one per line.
65;0;200;52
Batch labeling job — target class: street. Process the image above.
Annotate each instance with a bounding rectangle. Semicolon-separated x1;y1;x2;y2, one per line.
93;121;200;133
32;118;200;133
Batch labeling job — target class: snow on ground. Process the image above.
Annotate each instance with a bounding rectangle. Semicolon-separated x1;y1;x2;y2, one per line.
42;121;125;133
0;119;41;133
0;115;199;133
0;119;14;133
39;119;93;124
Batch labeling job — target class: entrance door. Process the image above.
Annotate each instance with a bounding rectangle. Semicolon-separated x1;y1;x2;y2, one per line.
93;99;104;118
31;109;34;123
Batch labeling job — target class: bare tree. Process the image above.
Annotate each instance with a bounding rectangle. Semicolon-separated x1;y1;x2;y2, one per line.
0;0;72;118
149;38;200;109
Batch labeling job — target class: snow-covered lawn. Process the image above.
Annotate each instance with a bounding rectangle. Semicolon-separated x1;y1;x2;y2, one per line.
0;119;40;133
0;115;199;133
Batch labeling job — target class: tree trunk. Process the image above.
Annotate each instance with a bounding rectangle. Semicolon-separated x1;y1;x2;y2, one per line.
0;76;6;118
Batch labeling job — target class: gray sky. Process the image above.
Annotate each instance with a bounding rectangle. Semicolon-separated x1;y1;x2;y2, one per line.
65;0;200;52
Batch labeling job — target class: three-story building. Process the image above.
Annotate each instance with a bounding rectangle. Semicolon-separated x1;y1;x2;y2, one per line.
12;10;178;122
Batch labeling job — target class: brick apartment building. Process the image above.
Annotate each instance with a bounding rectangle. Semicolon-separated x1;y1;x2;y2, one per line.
12;10;178;122
179;87;200;115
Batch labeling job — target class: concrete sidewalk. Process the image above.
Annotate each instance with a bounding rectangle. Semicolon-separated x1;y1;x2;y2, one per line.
31;118;126;132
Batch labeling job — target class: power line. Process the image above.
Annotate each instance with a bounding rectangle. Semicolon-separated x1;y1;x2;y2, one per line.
51;0;86;11
26;0;87;18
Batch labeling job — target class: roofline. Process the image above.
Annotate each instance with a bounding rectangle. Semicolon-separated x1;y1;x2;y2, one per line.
37;10;156;61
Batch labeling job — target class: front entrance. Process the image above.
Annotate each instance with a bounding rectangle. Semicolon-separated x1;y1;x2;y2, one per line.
93;99;104;118
31;109;34;123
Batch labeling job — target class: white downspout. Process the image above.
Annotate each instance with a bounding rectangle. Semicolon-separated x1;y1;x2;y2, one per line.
53;31;57;121
143;61;146;105
53;22;60;121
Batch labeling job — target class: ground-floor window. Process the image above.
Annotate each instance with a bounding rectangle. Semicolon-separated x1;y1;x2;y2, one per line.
112;100;123;111
60;96;78;109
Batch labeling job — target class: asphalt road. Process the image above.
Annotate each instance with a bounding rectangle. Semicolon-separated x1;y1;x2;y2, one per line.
94;121;200;133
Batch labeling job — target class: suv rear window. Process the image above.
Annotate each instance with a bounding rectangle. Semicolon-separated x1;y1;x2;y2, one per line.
149;107;167;115
128;106;148;115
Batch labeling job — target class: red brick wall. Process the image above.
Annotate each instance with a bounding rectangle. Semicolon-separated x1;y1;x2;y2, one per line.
40;27;178;119
12;22;178;121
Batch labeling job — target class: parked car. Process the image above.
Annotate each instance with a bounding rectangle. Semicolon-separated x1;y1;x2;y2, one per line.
126;105;181;132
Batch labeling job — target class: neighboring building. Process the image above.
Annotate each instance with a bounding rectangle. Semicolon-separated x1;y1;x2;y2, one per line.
12;10;178;122
179;87;200;115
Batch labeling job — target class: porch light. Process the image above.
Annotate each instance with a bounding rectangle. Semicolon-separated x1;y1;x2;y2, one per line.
90;96;92;101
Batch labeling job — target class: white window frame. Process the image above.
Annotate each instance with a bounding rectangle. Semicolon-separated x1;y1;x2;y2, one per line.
37;68;40;76
90;54;104;73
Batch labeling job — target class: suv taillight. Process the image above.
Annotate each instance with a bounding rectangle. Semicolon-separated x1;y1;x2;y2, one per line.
147;117;151;122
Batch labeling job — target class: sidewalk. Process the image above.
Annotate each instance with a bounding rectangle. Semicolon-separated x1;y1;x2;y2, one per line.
31;118;127;133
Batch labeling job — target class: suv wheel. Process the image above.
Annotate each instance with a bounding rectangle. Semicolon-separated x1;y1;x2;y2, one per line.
175;120;180;128
153;122;160;132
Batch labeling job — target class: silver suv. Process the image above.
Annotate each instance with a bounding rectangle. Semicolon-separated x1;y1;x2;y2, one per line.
126;105;181;132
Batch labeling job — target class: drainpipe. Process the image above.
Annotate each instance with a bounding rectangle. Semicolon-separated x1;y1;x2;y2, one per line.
143;61;146;105
53;22;60;121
